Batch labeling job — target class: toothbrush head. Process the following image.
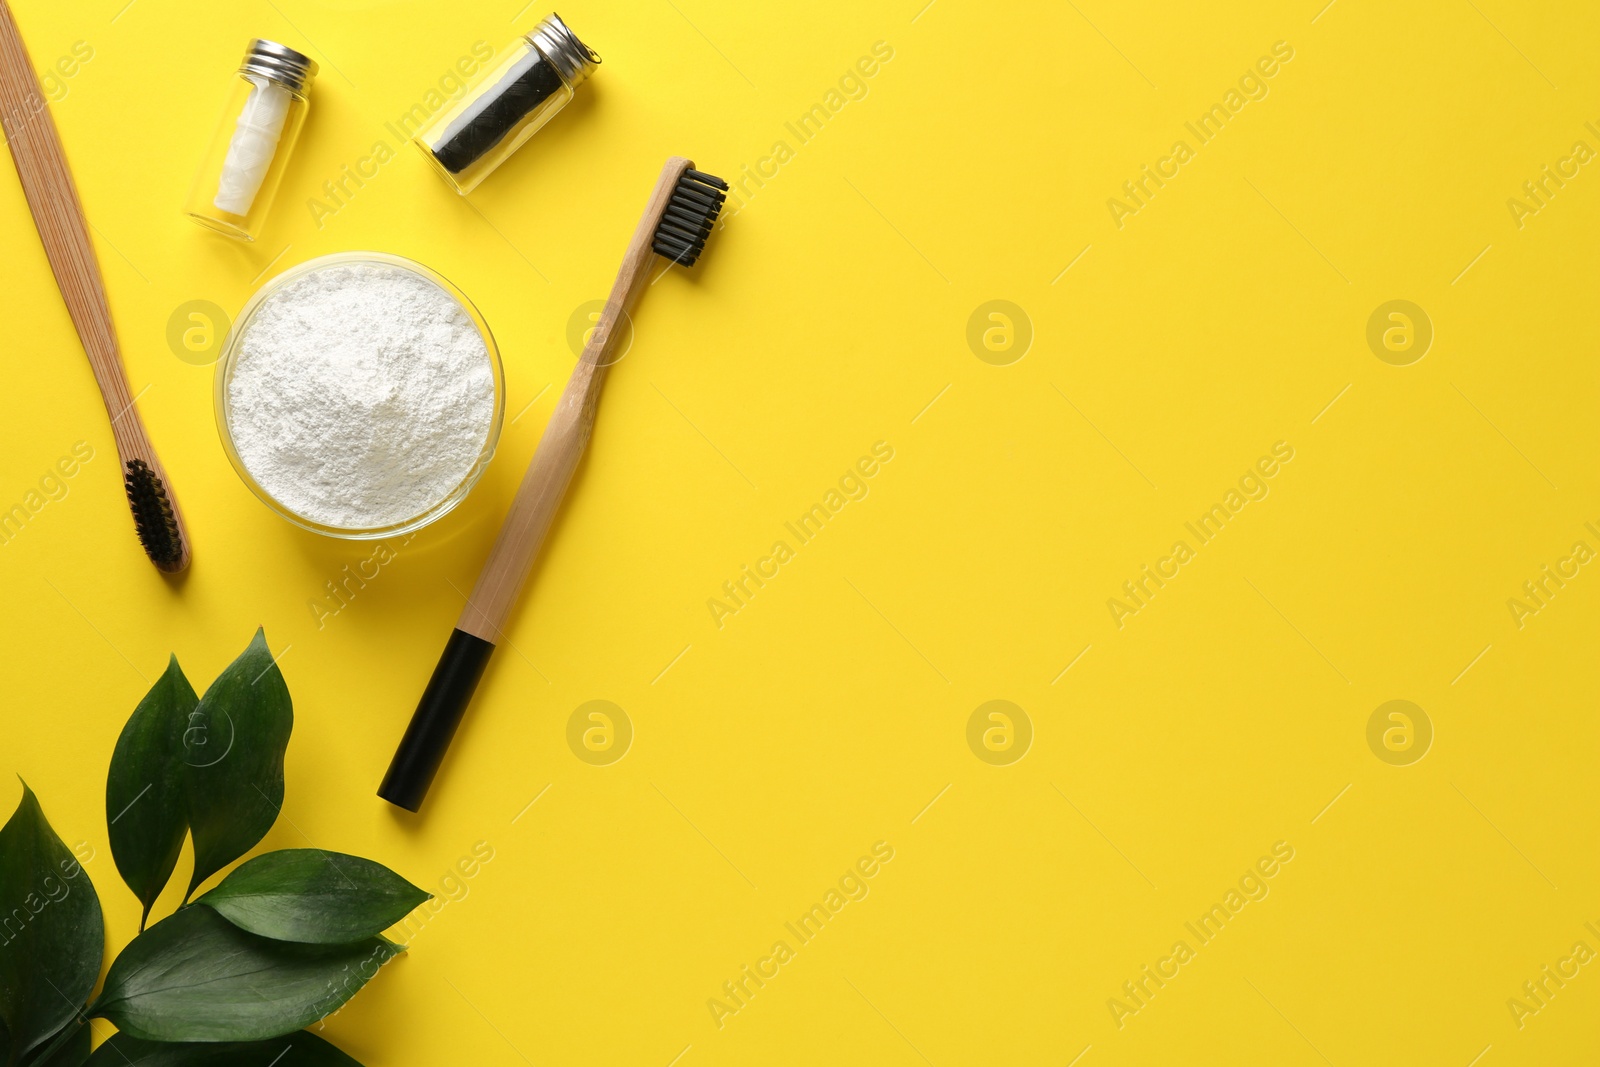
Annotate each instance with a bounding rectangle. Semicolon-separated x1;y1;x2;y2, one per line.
652;167;728;267
124;459;187;572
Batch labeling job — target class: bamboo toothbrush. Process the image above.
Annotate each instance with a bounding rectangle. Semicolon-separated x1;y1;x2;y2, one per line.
0;0;189;572
379;156;728;812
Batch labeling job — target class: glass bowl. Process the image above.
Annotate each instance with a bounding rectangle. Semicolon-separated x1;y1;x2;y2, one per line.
214;251;504;539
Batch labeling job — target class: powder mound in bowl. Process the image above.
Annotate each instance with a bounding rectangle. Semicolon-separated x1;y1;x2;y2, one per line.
226;262;496;530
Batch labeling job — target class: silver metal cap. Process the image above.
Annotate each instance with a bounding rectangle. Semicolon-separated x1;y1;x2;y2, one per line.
240;39;318;94
526;13;601;87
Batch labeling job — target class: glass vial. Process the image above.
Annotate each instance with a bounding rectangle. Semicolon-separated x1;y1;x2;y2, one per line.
416;13;599;195
185;40;317;241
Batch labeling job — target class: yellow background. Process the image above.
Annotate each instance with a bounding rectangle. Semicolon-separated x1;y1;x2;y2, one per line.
2;0;1598;1062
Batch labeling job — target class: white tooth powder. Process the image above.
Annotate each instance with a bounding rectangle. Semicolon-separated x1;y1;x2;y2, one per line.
225;261;496;530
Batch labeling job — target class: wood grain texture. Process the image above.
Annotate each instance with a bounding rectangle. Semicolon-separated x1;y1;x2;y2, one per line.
0;0;189;571
456;156;692;642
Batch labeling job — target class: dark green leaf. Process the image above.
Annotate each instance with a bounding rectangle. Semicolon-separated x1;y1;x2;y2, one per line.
182;629;293;898
85;1030;361;1066
24;1020;90;1067
0;783;104;1064
196;849;429;944
92;906;400;1042
107;657;198;927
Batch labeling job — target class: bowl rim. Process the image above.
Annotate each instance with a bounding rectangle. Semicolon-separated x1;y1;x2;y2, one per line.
213;250;505;540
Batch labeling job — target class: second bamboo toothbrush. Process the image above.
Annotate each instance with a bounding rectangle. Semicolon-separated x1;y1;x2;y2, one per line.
379;156;728;812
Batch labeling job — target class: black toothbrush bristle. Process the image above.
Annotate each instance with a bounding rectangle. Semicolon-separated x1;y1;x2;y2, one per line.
652;168;728;267
124;460;183;570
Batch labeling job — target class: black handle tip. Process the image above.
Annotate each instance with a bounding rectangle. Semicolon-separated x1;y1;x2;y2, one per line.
379;628;496;812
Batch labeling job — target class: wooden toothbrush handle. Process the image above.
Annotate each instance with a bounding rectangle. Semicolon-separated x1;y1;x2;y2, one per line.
0;3;127;440
456;156;691;641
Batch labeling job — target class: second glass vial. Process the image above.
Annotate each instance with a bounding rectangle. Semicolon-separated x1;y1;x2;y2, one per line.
415;13;600;195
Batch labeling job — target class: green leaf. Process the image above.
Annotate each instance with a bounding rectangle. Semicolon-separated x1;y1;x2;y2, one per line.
182;629;293;899
24;1020;90;1067
196;849;429;944
0;783;104;1065
85;1031;361;1066
106;657;198;927
91;906;400;1042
